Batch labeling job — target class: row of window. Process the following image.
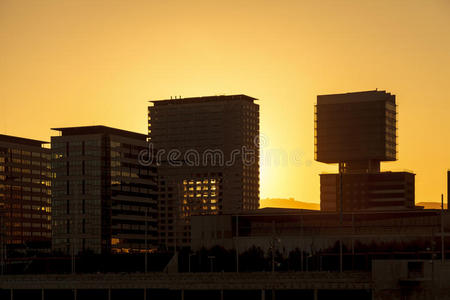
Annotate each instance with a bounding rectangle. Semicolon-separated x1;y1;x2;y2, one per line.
3;167;51;176
8;231;51;237
0;186;51;194
7;213;50;220
7;149;50;159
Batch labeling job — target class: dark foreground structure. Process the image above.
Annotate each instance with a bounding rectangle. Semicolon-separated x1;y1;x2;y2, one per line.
191;208;450;256
1;260;450;300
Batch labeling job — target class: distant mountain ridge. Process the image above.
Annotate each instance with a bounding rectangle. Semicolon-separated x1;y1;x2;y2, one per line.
260;199;448;211
260;198;320;210
416;202;448;210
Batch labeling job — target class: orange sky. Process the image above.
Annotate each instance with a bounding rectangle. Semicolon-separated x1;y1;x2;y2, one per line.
1;0;450;204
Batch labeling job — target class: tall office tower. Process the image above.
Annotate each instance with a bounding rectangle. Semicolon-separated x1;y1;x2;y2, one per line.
149;95;259;250
0;135;51;250
315;90;415;211
51;126;158;254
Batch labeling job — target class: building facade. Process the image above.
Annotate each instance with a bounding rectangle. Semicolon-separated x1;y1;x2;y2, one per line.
315;90;415;211
51;126;158;254
320;172;415;211
191;208;447;253
148;95;259;250
0;134;51;249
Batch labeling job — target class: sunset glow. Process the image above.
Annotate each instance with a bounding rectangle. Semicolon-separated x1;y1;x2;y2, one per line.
1;0;450;205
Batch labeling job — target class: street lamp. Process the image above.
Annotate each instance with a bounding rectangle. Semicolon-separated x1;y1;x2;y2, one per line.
208;256;215;273
306;254;313;272
144;207;148;273
188;253;195;273
271;237;281;273
0;203;5;275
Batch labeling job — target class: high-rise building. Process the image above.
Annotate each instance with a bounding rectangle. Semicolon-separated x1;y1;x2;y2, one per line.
315;90;415;211
148;95;259;250
51;126;158;254
0;134;51;249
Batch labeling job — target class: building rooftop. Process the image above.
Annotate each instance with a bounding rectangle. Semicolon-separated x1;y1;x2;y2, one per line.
0;134;48;147
149;94;257;106
230;208;439;218
51;126;147;140
317;90;395;105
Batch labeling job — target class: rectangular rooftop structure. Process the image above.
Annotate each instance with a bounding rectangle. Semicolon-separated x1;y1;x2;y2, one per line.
317;90;395;105
150;94;257;106
0;134;48;147
315;90;397;167
52;125;147;140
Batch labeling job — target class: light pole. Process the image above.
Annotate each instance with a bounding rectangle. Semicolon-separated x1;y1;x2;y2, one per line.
208;256;215;273
145;207;148;273
339;170;344;273
235;215;239;273
188;253;194;272
271;220;278;273
441;194;445;263
271;238;281;273
0;204;5;276
306;254;313;272
70;239;75;274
